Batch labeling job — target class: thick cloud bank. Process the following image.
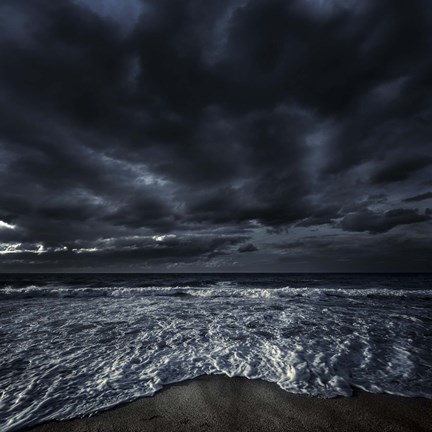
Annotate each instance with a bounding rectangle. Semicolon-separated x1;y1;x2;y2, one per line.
0;0;431;271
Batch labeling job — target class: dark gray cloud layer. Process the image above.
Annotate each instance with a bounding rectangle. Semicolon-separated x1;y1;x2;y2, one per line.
0;0;431;271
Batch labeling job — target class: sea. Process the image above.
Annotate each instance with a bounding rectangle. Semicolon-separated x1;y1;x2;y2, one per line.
1;273;431;431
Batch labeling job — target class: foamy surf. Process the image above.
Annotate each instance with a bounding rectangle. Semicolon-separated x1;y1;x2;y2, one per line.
1;274;431;431
2;284;432;300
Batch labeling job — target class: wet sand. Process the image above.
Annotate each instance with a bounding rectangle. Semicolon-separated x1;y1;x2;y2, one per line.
24;375;432;432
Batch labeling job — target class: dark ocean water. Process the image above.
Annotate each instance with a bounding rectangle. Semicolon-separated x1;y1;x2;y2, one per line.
1;273;431;431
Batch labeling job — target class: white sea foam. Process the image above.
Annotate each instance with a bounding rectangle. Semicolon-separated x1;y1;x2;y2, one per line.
0;283;431;431
1;284;432;300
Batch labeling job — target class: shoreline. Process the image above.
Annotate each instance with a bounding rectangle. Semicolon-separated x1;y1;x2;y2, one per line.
22;375;432;432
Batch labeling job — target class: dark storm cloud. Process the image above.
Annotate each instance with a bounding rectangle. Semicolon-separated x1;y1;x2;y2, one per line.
371;156;432;184
404;192;432;203
238;243;258;253
340;208;430;234
0;234;247;271
0;0;432;271
271;231;432;272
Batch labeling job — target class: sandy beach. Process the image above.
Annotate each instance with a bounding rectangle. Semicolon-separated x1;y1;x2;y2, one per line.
23;375;432;432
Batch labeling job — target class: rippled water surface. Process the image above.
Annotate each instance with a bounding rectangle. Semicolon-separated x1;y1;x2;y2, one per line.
1;273;431;431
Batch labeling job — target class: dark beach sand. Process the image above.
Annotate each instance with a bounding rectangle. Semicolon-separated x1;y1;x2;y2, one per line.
25;375;432;432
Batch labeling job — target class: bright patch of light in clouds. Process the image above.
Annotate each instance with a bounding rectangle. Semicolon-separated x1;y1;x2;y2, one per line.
152;234;176;242
72;247;99;254
0;243;21;255
0;243;45;255
0;220;16;230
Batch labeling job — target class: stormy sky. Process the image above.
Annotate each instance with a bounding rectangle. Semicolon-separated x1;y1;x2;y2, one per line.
0;0;431;272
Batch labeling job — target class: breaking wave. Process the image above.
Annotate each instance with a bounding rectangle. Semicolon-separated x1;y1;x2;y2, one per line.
1;284;432;300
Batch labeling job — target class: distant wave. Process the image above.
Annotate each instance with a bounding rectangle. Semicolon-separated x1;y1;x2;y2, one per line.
1;284;432;300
